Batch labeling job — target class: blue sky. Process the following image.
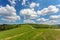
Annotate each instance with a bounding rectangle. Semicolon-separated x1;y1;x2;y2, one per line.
0;0;60;24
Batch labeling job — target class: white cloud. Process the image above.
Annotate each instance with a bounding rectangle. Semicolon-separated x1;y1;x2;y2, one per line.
0;4;20;22
30;2;40;8
37;20;59;25
37;5;59;15
38;15;60;25
8;0;16;6
2;16;20;22
24;19;35;23
50;15;60;20
22;0;27;5
19;5;60;24
37;8;49;15
48;5;59;13
0;5;16;16
42;20;60;25
56;4;60;7
36;3;40;7
37;18;48;22
20;9;38;19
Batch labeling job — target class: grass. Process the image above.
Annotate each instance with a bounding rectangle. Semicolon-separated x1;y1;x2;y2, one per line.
0;25;60;40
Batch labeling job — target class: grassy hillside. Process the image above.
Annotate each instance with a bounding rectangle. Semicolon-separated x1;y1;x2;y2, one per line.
0;24;60;40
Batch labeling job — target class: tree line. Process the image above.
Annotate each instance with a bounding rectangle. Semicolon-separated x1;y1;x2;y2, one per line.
0;24;59;31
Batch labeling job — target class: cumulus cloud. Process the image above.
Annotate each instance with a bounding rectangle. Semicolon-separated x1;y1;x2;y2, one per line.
37;5;59;15
0;4;20;22
30;2;39;8
8;0;16;6
19;5;60;24
2;16;20;22
50;15;60;20
20;9;38;19
42;20;60;25
0;5;16;16
35;15;60;24
39;15;60;25
24;19;35;23
37;18;48;22
56;4;60;7
22;0;27;5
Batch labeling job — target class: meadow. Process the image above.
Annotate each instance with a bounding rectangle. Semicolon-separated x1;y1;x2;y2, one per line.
0;24;60;40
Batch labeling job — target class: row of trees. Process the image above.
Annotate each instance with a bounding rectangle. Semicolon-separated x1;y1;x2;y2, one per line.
28;24;59;29
0;24;21;31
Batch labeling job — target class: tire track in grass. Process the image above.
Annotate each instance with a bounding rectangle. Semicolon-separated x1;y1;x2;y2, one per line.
1;28;35;40
52;30;60;40
53;29;60;31
30;26;35;29
32;32;43;40
1;33;24;40
46;29;60;40
0;31;33;40
48;29;60;30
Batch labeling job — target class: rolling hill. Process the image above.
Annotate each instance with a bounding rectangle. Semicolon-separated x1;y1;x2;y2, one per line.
0;24;60;40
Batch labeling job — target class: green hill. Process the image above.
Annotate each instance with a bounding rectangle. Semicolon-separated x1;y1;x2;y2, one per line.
0;24;60;40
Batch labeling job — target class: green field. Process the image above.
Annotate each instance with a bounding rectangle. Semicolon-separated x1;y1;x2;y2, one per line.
0;25;60;40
